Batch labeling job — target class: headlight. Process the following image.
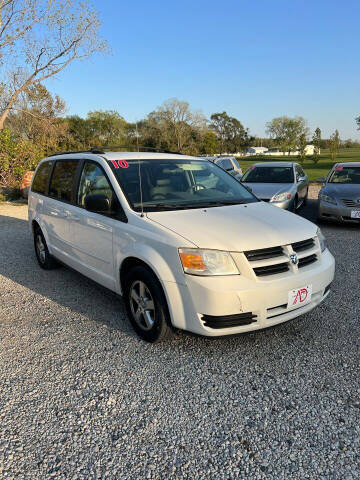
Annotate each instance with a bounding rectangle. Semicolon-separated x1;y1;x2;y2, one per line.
271;192;292;203
319;193;337;205
317;228;327;252
179;248;239;276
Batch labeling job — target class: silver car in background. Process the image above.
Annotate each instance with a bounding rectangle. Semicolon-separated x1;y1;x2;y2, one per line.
209;156;243;180
241;162;309;212
318;162;360;223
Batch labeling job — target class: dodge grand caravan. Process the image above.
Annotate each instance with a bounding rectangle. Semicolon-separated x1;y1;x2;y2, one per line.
28;151;335;342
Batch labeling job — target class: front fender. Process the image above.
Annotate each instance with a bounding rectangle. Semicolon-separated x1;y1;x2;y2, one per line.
115;243;185;295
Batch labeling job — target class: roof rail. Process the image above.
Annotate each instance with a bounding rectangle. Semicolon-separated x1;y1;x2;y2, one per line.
47;148;105;157
47;145;186;157
95;145;186;155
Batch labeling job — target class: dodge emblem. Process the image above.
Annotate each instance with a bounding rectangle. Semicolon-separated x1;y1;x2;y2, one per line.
290;253;298;265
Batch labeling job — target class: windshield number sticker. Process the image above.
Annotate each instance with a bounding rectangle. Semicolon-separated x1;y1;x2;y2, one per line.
111;160;129;169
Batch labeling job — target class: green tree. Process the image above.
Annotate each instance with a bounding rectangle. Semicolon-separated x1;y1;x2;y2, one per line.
312;127;321;164
298;133;307;164
329;130;340;162
201;131;219;154
86;110;128;147
266;116;308;155
355;115;360;130
0;0;108;130
210;111;251;154
0;127;40;188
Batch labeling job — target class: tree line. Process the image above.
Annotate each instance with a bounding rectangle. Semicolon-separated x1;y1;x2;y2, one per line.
0;85;350;188
0;87;256;187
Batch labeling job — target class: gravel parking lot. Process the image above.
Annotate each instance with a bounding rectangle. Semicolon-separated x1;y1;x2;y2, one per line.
0;196;359;479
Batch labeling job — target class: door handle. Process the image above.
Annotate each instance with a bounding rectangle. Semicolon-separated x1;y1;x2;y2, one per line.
49;209;62;217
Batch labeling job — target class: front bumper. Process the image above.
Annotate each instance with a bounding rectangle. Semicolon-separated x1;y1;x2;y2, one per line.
318;201;360;223
165;249;335;336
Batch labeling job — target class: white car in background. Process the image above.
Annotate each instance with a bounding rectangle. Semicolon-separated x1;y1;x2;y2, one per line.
209;156;243;180
28;150;334;342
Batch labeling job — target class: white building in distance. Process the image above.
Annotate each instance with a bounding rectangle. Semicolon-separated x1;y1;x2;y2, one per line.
247;147;268;155
246;145;317;156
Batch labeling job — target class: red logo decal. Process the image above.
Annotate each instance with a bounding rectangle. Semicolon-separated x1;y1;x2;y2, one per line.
111;160;119;169
118;160;129;169
293;288;308;305
334;166;343;171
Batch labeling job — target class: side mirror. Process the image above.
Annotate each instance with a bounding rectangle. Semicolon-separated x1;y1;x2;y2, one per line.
297;176;307;182
84;193;110;213
316;176;326;183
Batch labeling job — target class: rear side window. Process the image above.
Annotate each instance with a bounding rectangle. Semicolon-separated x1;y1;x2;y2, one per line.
31;161;53;194
49;161;78;202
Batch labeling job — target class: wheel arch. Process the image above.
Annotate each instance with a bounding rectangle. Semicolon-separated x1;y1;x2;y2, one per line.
119;256;161;293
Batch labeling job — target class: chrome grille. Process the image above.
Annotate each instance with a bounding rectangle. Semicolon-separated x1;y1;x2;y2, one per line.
244;237;318;278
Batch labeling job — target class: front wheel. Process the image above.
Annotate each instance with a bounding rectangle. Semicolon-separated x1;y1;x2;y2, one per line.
302;189;308;207
290;196;298;213
123;266;174;342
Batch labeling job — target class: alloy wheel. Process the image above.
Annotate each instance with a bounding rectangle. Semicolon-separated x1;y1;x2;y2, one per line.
129;280;155;331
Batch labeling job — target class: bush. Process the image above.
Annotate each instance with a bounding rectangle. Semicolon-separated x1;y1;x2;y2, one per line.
0;187;21;202
0;128;42;189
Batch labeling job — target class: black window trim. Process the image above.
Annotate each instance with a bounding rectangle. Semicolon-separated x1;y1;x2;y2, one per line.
75;159;128;223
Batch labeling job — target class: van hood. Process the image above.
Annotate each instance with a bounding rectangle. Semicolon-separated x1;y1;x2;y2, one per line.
147;202;317;251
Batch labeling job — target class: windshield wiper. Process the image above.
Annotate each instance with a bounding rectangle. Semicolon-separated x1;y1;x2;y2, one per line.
140;200;251;211
141;204;189;211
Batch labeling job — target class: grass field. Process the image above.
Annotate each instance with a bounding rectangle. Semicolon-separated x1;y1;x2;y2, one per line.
236;148;360;181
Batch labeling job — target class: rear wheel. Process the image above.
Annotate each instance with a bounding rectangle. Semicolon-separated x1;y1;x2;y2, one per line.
33;226;59;270
123;266;174;342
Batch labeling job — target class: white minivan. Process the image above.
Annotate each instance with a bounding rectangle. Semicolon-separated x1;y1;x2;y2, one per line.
28;151;335;342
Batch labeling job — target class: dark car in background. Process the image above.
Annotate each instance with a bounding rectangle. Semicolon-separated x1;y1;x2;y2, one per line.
318;162;360;223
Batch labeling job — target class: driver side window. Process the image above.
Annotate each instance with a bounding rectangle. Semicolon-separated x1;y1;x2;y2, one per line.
77;162;114;207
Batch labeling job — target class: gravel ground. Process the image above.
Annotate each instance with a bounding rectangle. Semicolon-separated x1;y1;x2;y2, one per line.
0;201;359;479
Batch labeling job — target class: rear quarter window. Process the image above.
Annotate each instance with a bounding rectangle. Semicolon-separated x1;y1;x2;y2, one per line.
31;161;53;194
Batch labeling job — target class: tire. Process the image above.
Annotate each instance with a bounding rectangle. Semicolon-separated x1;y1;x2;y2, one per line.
33;226;59;270
302;189;308;207
290;196;298;213
123;266;174;342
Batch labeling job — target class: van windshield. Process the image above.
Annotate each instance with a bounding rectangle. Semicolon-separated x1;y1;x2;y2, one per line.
112;159;258;211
